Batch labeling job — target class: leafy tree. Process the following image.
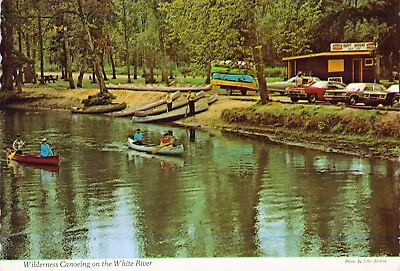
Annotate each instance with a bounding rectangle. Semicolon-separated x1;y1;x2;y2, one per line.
0;0;30;91
1;0;16;91
164;0;269;102
75;0;114;94
163;0;245;83
265;0;323;57
114;0;140;83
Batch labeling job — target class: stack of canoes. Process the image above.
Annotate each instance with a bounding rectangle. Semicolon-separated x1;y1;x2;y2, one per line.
131;93;218;123
107;90;181;117
71;102;127;114
134;91;205;117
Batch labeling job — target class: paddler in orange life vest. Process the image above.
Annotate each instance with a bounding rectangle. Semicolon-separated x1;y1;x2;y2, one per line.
160;132;172;147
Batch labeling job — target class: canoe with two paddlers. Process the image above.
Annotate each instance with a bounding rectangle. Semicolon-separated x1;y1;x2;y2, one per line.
6;148;60;165
127;138;184;156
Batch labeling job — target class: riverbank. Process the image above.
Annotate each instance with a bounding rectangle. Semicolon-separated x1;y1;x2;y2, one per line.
2;83;400;162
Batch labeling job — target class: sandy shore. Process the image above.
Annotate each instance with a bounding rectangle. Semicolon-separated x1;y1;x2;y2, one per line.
3;85;400;162
5;85;254;127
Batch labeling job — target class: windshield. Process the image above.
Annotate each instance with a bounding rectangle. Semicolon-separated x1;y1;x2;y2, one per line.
346;83;365;91
312;81;328;88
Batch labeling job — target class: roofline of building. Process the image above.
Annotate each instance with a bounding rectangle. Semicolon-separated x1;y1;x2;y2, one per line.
282;51;373;61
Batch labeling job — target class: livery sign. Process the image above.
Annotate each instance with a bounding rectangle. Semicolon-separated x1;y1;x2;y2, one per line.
330;42;376;52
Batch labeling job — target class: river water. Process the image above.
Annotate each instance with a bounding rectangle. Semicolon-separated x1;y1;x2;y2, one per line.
0;109;399;259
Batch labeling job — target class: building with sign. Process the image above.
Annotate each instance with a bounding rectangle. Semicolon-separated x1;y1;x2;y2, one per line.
282;42;376;84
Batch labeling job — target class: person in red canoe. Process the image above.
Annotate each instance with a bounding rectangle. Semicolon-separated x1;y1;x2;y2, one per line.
12;134;24;154
40;138;54;157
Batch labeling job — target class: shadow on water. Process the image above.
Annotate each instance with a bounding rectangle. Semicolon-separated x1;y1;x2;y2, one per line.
0;110;399;259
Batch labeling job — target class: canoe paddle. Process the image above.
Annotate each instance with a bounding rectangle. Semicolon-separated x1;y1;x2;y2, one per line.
7;142;24;160
151;143;166;155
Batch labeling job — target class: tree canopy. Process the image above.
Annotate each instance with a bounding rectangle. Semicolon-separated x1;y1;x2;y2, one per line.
1;0;399;97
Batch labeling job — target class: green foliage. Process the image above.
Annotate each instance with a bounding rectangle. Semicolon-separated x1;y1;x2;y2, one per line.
264;67;285;78
2;0;399;96
222;103;400;140
81;92;116;107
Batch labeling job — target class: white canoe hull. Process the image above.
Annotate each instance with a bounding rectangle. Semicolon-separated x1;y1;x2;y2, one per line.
127;138;184;156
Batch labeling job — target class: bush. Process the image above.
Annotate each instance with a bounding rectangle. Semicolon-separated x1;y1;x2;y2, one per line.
82;92;116;107
221;103;400;140
264;67;285;78
179;67;191;78
374;113;400;138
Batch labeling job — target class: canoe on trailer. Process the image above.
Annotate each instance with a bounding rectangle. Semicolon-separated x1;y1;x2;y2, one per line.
131;94;219;123
134;91;205;117
106;90;181;117
127;138;184;156
6;148;61;165
71;102;127;114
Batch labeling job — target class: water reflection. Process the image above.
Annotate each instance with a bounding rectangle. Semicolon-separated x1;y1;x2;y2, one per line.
0;110;399;259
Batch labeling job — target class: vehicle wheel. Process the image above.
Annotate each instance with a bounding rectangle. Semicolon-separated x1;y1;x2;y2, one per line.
308;94;317;103
290;96;299;103
240;90;247;95
348;96;358;105
226;89;233;96
391;96;400;107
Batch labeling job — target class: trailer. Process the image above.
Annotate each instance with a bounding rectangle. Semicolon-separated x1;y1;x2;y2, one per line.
210;61;258;95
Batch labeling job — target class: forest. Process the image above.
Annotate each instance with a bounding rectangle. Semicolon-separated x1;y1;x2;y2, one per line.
0;0;399;104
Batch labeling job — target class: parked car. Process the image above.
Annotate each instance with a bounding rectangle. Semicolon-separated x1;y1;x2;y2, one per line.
285;80;347;103
386;84;399;93
267;76;320;95
324;83;398;106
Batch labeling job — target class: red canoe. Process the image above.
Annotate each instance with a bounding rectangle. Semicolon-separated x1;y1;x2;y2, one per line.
6;148;61;166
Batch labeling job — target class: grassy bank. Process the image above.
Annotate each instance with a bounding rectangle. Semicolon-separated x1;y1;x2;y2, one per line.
221;102;400;161
2;77;400;161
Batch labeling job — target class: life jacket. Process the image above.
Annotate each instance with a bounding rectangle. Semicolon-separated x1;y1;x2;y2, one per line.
161;136;171;144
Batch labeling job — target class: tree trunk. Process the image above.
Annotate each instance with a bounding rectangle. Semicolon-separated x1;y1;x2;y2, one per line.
77;0;108;94
253;45;268;104
62;27;76;89
38;12;45;85
17;20;23;91
205;61;211;84
109;48;117;79
122;1;131;83
127;60;132;83
133;46;138;80
0;0;15;92
77;62;87;88
100;49;108;81
90;64;96;83
247;0;268;104
13;69;23;91
158;31;169;85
